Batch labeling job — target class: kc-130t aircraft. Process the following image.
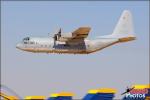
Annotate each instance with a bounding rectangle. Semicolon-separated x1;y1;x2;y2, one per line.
16;10;136;54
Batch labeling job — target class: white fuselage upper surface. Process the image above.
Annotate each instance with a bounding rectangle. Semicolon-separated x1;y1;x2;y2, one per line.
16;37;119;54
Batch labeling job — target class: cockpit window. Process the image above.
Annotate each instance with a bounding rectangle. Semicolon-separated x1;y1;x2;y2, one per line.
24;41;28;44
23;37;30;41
22;37;30;44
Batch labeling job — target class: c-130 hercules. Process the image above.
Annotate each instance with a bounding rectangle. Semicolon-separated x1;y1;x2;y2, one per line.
16;10;136;54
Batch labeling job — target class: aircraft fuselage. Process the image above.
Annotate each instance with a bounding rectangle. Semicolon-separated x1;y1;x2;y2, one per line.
16;37;119;54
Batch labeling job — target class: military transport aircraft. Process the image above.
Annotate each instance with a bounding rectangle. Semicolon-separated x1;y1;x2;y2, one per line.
16;10;136;54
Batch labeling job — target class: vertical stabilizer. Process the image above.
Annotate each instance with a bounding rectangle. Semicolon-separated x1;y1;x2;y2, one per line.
111;10;136;42
112;10;135;36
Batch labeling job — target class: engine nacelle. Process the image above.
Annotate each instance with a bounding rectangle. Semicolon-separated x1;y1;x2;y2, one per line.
61;32;73;38
56;32;73;42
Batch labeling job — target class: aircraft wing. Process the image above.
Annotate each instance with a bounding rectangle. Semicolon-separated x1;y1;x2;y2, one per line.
121;91;128;95
57;27;91;44
72;27;91;39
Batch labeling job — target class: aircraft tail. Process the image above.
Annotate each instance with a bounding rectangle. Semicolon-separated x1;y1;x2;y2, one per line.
111;10;136;42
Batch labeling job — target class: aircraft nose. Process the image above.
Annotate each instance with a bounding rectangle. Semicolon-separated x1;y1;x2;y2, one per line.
16;43;21;49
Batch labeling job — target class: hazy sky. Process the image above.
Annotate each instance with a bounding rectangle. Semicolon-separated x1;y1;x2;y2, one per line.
1;1;149;99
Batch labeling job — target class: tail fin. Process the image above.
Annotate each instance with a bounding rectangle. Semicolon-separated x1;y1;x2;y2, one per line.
112;10;136;42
